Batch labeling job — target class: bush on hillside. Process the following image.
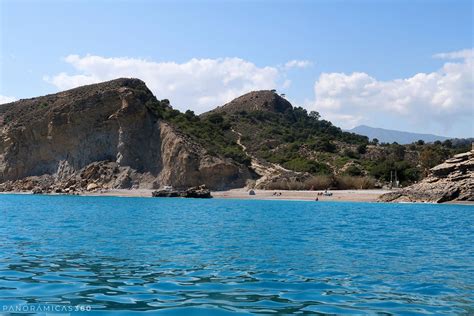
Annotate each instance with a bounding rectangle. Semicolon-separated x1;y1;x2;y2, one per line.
265;175;375;190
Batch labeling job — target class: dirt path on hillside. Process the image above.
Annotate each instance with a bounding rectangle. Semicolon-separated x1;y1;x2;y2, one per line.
232;129;297;188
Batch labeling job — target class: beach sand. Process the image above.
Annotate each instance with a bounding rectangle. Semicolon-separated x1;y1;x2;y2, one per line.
81;188;391;202
212;188;391;202
3;189;473;204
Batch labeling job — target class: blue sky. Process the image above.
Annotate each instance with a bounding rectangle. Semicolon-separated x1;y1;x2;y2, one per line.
1;0;472;137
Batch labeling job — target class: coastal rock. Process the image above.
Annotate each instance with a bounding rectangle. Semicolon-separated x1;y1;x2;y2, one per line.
0;78;251;192
32;187;44;194
152;189;180;198
380;150;474;203
183;185;212;198
430;162;456;177
86;183;99;191
152;185;212;198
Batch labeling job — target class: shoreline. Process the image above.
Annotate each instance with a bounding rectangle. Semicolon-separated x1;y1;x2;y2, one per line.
1;188;473;205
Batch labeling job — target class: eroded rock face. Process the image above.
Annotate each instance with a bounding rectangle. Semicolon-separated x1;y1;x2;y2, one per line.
157;122;251;190
0;78;251;192
380;151;474;203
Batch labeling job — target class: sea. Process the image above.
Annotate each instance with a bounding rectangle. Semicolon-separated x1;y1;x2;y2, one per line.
0;194;473;315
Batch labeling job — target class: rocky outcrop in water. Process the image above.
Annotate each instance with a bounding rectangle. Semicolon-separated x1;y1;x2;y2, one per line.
380;150;474;203
0;78;251;192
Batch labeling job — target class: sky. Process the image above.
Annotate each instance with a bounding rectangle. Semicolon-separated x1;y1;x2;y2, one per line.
0;0;473;137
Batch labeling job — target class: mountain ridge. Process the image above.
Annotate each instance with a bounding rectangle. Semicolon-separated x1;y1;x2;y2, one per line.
349;125;450;144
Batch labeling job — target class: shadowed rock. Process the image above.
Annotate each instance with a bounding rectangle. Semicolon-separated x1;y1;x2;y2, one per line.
152;185;212;198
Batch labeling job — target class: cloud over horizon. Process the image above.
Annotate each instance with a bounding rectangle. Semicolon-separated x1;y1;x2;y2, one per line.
309;48;473;136
42;50;473;137
44;55;285;113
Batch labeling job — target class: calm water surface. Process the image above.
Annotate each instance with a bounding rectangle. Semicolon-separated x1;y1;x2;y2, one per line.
0;195;473;315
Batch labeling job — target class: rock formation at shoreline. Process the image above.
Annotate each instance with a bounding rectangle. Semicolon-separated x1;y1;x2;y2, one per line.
152;184;212;198
380;150;474;203
0;78;251;193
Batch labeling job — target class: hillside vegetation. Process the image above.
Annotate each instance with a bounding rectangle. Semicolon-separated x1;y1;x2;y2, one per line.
202;91;470;188
145;88;470;189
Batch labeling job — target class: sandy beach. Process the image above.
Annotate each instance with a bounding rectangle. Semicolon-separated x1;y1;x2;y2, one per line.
212;188;392;202
3;189;473;204
77;188;391;202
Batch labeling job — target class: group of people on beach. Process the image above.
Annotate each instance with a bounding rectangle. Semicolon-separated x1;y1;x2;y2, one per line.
251;189;333;201
315;189;333;201
316;189;333;196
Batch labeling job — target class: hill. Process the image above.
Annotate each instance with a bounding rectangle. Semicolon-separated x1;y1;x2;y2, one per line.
210;90;292;115
349;125;450;144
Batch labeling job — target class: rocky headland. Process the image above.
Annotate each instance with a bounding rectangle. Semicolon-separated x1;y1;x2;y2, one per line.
380;150;474;203
0;79;251;194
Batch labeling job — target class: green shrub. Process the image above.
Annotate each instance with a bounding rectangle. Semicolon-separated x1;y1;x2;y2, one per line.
283;158;330;174
343;149;359;159
334;175;375;189
304;175;333;190
264;175;375;190
344;165;363;176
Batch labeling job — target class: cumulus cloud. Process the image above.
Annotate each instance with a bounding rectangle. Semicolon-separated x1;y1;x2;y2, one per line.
44;55;282;113
310;48;473;135
0;95;16;105
284;59;313;69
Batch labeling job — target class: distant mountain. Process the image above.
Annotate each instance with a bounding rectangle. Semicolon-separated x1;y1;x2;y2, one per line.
349;125;450;144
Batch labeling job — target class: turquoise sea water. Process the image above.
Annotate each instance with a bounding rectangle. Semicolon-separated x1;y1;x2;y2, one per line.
0;195;473;315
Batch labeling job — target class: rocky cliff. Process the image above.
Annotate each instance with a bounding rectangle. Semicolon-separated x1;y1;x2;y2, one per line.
380;150;474;203
0;78;251;193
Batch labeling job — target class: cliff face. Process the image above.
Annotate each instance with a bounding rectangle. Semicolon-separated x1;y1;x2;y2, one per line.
380;150;474;203
156;122;251;189
0;78;251;192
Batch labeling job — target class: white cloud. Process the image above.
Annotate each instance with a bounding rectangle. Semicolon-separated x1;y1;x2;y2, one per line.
284;59;313;69
310;48;474;134
433;48;473;60
44;55;282;113
0;95;16;105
